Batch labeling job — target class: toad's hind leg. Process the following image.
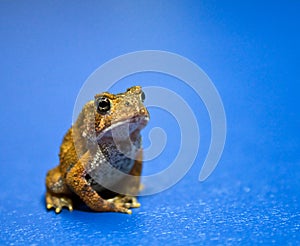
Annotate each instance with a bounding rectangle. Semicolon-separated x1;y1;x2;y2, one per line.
46;192;73;213
46;166;73;213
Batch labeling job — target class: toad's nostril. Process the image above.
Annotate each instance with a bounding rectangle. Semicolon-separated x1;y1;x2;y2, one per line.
134;86;141;94
140;108;146;114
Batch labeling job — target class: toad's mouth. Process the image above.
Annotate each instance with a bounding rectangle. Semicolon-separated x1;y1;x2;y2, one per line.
96;115;149;142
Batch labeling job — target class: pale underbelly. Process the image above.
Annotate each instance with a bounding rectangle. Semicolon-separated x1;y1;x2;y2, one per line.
86;150;135;192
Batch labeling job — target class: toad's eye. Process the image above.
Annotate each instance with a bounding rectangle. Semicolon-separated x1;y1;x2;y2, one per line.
96;97;111;114
141;91;145;102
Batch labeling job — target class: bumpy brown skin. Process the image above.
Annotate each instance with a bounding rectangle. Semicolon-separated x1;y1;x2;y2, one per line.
46;86;149;214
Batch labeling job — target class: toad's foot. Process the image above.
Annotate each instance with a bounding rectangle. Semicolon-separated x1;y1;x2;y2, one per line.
107;195;141;213
46;192;73;213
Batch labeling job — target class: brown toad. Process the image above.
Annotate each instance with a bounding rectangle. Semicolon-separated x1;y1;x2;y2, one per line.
46;86;149;214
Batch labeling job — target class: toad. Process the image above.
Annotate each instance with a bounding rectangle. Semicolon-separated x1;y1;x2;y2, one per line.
45;86;149;214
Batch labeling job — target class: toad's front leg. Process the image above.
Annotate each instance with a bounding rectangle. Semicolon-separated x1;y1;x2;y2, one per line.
107;195;141;209
66;151;132;214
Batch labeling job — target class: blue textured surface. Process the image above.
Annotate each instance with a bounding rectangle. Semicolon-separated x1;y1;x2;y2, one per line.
1;1;299;245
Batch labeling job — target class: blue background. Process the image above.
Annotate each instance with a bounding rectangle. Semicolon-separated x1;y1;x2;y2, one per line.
1;1;299;245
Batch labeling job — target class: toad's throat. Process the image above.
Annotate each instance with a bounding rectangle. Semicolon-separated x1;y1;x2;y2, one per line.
94;116;148;164
87;127;142;190
97;128;142;164
96;115;149;142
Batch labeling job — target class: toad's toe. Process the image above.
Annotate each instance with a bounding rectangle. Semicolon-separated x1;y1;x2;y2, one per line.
46;192;73;213
107;195;140;210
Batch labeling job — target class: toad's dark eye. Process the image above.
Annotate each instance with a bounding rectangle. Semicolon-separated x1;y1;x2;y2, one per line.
96;97;111;114
141;91;145;102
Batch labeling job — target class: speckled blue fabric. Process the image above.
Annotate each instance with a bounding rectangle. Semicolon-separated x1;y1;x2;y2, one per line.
0;1;299;245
